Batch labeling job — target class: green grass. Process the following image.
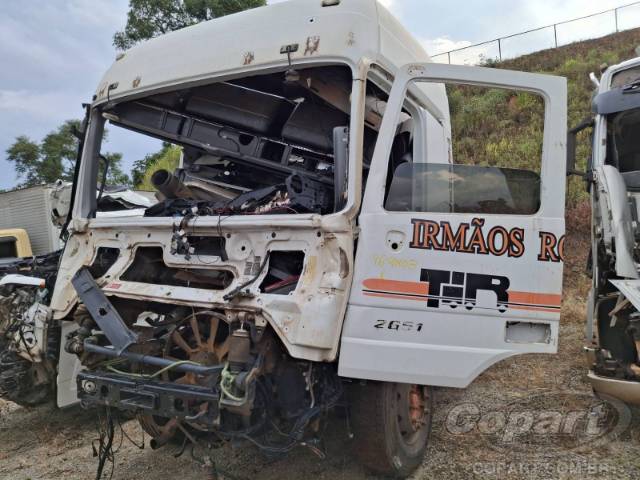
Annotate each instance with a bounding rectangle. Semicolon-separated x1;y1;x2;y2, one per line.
137;29;640;207
137;145;181;191
450;27;640;206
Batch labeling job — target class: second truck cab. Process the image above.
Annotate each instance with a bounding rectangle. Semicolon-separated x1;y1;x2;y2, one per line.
573;56;640;404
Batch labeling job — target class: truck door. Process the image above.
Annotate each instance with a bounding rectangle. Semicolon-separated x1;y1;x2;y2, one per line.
339;64;567;388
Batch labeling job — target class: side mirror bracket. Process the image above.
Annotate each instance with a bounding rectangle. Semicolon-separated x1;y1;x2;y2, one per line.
567;117;595;178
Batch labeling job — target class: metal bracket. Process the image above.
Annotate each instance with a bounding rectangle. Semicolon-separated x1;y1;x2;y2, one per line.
280;43;299;68
78;371;220;420
71;268;138;354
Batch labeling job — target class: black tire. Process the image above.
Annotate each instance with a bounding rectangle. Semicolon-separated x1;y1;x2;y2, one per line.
9;384;53;407
0;347;53;407
349;382;432;478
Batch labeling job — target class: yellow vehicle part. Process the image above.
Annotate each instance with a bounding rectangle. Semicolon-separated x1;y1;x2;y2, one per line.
0;228;33;259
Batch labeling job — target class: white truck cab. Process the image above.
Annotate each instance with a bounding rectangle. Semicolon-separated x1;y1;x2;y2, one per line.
0;1;567;477
571;56;640;405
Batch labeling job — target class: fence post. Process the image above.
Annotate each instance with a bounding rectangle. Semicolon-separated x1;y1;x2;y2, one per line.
615;8;619;32
553;24;558;48
447;52;451;64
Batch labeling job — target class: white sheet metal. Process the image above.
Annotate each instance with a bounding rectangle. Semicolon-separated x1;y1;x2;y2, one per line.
339;63;568;387
600;165;639;279
611;279;640;311
0;274;45;288
94;0;429;105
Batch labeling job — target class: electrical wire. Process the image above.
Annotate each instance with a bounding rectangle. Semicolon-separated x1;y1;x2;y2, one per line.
216;368;344;457
117;414;145;450
105;359;203;379
219;364;246;402
93;407;115;480
223;251;271;301
93;407;145;480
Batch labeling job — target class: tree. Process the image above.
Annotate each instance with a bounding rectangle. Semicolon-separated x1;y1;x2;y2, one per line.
6;120;130;188
100;152;132;187
6;136;42;186
7;121;79;186
113;0;267;50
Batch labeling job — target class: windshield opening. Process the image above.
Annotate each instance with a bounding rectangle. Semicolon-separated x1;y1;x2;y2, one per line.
90;65;373;218
606;108;640;190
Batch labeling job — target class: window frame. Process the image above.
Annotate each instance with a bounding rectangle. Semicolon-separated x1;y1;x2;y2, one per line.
0;236;18;259
384;81;545;216
361;63;567;220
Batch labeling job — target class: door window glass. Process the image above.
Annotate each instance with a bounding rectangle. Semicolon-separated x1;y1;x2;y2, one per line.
385;163;540;214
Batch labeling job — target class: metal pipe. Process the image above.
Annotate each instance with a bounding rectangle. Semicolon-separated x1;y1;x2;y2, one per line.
151;169;193;200
84;341;223;376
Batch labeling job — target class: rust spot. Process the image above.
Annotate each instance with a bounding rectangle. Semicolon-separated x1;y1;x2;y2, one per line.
243;51;255;65
302;256;318;285
347;32;355;46
409;385;428;431
304;36;320;56
407;64;426;76
339;248;349;279
132;77;141;88
97;83;107;99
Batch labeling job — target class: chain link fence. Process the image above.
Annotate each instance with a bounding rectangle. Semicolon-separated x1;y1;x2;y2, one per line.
432;2;640;65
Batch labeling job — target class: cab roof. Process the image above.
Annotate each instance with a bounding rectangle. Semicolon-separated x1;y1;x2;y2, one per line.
94;0;431;105
599;56;640;93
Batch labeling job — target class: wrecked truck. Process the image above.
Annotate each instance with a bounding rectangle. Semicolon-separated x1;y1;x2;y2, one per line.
571;56;640;404
0;185;151;406
0;0;568;477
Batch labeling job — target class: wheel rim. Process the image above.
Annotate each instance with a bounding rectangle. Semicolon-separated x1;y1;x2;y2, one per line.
396;384;430;446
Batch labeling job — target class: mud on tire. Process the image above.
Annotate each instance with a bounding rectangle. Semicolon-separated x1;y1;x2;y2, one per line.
349;382;433;478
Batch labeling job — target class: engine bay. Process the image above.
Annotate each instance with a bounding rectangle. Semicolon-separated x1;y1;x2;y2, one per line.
0;251;61;405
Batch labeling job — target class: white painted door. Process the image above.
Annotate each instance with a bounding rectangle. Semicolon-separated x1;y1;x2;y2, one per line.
339;63;567;388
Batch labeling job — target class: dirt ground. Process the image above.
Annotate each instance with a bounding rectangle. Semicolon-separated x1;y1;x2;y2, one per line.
2;221;640;480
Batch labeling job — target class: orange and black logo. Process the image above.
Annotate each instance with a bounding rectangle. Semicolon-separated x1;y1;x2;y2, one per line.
362;269;561;314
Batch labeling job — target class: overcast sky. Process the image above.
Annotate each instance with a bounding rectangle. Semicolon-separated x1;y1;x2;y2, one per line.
1;0;637;190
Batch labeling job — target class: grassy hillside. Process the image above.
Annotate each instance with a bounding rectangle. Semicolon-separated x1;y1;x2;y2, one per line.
451;27;640;206
138;29;640;205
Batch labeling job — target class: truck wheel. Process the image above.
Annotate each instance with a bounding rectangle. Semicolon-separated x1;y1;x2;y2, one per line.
0;348;53;407
349;382;432;478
